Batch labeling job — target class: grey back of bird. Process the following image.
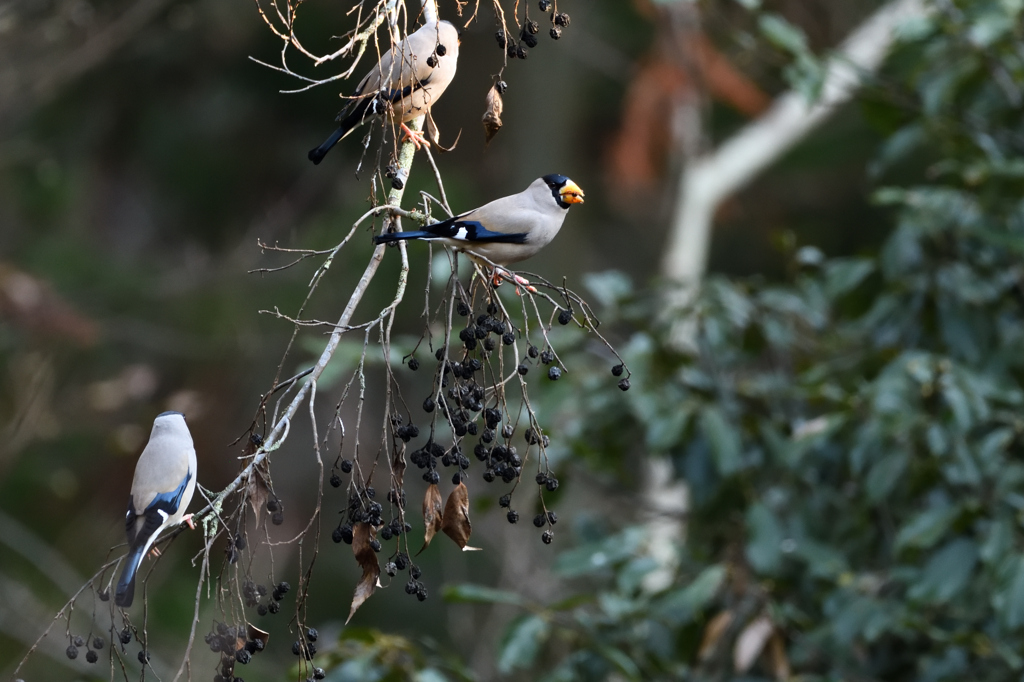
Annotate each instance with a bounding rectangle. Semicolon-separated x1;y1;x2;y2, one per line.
128;413;197;537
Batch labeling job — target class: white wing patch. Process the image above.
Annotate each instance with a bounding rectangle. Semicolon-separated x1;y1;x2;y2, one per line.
452;227;469;241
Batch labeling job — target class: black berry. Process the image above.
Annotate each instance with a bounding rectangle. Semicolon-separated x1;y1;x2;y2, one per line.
542;530;554;544
409;357;420;371
618;378;631;392
341;459;353;473
86;650;98;664
548;367;562;380
507;510;519;523
66;645;78;660
558;309;572;325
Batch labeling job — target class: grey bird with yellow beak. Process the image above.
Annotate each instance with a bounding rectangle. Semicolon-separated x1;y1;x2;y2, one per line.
374;175;584;278
115;411;197;608
308;0;460;164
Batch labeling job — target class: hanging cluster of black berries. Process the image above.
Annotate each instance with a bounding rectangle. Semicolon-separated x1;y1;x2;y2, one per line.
205;620;268;682
611;363;630;391
225;532;247;564
402;291;573;545
494;0;571;60
266;495;285;526
242;579;286;616
401;561;428;601
331;486;410;548
291;627;322;671
65;634;104;664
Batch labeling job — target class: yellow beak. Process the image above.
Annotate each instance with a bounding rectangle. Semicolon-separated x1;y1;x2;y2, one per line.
559;180;585;205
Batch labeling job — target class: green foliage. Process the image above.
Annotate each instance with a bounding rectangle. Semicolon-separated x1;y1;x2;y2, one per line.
308;628;473;682
444;2;1024;679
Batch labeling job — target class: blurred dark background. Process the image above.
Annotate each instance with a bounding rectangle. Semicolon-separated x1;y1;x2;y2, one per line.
0;0;892;679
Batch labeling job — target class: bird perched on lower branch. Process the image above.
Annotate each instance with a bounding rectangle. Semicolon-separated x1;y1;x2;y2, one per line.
115;411;197;608
308;6;460;164
374;175;584;279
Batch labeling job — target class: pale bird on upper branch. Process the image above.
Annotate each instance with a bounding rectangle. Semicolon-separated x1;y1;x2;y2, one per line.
115;411;198;608
308;6;459;164
374;174;585;288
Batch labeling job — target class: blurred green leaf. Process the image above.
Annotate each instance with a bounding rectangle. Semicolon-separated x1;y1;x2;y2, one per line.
746;503;784;575
657;564;727;624
895;505;959;552
497;615;550;674
443;583;528;607
1001;557;1024;629
700;406;742;475
909;538;978;604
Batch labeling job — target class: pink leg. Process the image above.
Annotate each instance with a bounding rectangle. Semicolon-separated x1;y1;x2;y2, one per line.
400;123;430;150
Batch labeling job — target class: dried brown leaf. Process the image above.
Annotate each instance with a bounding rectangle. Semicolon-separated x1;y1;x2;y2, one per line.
419;483;444;554
425;110;460;152
698;610;734;661
347;522;381;623
733;615;774;673
767;631;791;681
391;442;407;492
441;482;478;550
246;457;272;525
246;624;270;649
482;86;503;144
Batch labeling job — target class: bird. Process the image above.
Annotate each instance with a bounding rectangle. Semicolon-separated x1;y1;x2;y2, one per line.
307;10;460;164
373;174;584;286
115;411;198;608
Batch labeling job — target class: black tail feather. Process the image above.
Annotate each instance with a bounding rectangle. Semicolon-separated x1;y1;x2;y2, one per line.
308;126;346;165
115;546;146;607
374;231;436;245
